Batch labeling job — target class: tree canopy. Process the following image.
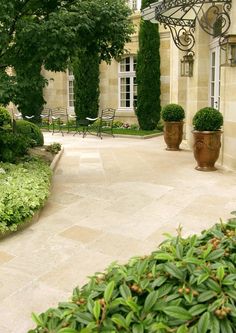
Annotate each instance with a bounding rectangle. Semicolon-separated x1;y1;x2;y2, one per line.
0;0;134;107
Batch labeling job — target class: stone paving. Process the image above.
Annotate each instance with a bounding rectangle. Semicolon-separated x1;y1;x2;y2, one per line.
0;133;236;333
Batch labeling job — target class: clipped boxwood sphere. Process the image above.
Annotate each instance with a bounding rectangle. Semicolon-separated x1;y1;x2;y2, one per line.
0;106;11;126
193;107;223;131
15;120;44;146
161;103;185;122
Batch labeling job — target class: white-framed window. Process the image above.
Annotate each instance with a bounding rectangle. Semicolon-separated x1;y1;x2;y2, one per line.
209;41;220;110
125;0;141;11
118;55;137;109
68;69;75;111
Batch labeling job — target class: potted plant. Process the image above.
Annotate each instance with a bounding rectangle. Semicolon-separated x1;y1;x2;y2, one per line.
192;107;223;171
161;103;185;150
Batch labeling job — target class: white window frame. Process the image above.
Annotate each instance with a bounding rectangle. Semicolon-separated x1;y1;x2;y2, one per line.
209;39;221;110
118;55;137;111
126;0;141;11
67;69;75;113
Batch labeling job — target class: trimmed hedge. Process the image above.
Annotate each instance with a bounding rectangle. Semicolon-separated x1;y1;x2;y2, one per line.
29;214;236;333
0;158;52;233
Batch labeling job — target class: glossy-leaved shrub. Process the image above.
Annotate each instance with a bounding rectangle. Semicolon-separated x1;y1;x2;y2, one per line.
0;158;52;233
15;120;44;146
29;214;236;333
0;131;31;163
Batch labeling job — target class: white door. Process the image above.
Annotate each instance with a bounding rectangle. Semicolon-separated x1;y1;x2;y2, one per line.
210;46;220;110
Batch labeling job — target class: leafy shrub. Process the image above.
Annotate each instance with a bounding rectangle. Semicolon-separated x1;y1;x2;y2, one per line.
0;131;31;163
161;104;185;122
0;158;52;233
29;215;236;333
0;106;11;126
130;123;139;130
15;120;44;146
45;142;61;154
113;121;124;128
193;107;223;131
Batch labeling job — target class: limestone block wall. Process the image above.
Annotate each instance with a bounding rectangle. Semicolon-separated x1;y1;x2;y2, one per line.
42;70;68;110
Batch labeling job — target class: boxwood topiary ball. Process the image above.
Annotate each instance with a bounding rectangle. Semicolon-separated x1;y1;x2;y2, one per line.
161;103;185;122
193;107;223;131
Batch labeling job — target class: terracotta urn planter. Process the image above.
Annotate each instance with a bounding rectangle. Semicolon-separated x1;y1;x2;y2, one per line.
192;107;223;171
192;130;222;171
164;121;184;151
161;103;185;151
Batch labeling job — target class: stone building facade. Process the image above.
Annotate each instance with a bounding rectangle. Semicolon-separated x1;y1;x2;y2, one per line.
42;0;236;170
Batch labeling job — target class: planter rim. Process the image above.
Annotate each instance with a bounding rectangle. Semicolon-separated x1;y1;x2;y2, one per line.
164;120;184;123
192;130;223;134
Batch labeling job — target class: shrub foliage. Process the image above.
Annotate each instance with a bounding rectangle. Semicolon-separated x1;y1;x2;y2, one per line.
161;104;185;122
0;158;52;233
15;120;44;146
193;107;223;131
0;106;11;126
29;215;236;333
0;131;31;163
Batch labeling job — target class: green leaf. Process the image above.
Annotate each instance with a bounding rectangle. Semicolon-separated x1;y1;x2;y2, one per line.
163;306;192;320
119;284;132;300
111;314;128;329
104;281;115;303
220;319;233;333
197;312;210;333
177;325;188;333
198;290;217;302
206;279;221;293
216;266;225;282
189;304;207;316
156;283;172;298
144;291;158;313
206;249;225;261
164;263;185;280
154;253;174;261
152;275;167;287
176;244;183;259
76;312;93;325
210;314;220;333
132;323;144;333
58;329;78;333
226;289;236;300
31;313;44;327
202;244;213;259
126;299;140;313
93;300;101;321
222;274;236;285
197;273;209;285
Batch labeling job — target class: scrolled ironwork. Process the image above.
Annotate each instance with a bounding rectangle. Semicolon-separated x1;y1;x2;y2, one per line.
142;0;232;52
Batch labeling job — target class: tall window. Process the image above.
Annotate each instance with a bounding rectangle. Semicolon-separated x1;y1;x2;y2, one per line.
125;0;141;11
68;70;74;110
119;56;137;109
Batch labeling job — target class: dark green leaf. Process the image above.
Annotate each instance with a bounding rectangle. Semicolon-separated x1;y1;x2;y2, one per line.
206;249;225;261
132;323;144;333
111;314;128;329
220;319;233;333
164;263;185;280
198;291;217;302
210;314;220;333
189;304;207;316
206;279;221;293
119;284;132;300
197;273;209;285
163;306;192;320
144;291;158;313
197;312;210;333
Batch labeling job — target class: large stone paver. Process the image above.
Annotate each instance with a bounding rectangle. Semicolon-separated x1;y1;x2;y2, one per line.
0;133;236;333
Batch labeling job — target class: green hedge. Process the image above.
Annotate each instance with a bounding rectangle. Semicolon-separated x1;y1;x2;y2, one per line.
15;119;44;146
29;214;236;333
0;158;52;233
